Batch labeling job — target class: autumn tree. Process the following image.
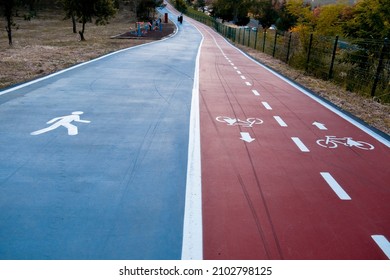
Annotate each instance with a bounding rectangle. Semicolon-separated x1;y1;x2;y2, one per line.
342;0;390;40
313;3;351;36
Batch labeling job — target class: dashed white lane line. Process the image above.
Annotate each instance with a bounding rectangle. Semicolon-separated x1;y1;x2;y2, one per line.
371;235;390;259
262;102;272;110
240;75;246;80
291;137;310;152
252;89;260;96
274;116;287;127
237;71;242;74
320;172;351;200
245;82;252;86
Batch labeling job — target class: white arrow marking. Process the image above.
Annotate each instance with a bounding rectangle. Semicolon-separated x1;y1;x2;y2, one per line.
312;121;328;130
372;235;390;259
320;172;351;200
240;132;255;143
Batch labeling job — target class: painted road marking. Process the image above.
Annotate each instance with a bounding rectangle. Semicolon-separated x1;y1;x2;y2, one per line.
241;75;246;80
218;29;390;148
312;121;328;130
320;172;351;200
245;82;252;86
216;116;263;127
233;66;238;70
31;111;90;136
181;32;203;260
230;63;235;66
262;102;272;110
274;116;287;127
237;71;242;74
240;132;255;143
371;235;390;259
291;137;310;152
252;90;260;96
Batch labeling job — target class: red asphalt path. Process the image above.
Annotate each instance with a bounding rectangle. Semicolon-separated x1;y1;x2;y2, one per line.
192;22;390;259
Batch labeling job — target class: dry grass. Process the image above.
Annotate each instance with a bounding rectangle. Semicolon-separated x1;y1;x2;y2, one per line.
0;8;166;88
238;45;390;135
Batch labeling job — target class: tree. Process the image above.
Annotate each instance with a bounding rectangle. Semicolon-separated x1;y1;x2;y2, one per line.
173;0;187;13
61;0;78;33
342;0;390;40
136;0;163;20
0;0;18;45
196;0;206;12
250;0;278;29
62;0;117;41
212;0;251;25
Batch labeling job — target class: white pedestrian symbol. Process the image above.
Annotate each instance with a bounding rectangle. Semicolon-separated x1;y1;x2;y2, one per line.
31;111;91;136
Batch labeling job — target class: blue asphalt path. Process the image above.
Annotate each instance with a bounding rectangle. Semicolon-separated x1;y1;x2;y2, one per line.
0;8;202;259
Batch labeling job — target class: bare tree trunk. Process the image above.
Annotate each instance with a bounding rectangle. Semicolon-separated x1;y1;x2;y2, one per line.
6;15;13;45
79;20;86;41
72;13;77;33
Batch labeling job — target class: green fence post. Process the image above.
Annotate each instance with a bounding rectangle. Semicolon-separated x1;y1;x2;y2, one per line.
272;31;278;57
371;37;389;97
306;33;314;72
254;29;258;50
286;32;292;63
328;35;339;80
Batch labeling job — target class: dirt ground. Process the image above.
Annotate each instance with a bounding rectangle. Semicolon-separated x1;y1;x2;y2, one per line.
0;9;389;135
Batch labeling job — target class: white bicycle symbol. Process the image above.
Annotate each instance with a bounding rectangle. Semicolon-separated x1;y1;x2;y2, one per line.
316;136;374;150
216;116;264;127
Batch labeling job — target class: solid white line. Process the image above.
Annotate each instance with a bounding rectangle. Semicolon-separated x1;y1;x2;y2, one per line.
262;102;272;110
291;137;310;152
372;235;390;259
274;116;287;127
245;82;252;86
181;25;203;260
252;89;260;96
320;172;351;200
241;75;246;80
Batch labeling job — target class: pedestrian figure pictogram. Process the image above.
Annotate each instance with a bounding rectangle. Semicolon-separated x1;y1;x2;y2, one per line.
31;111;90;136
